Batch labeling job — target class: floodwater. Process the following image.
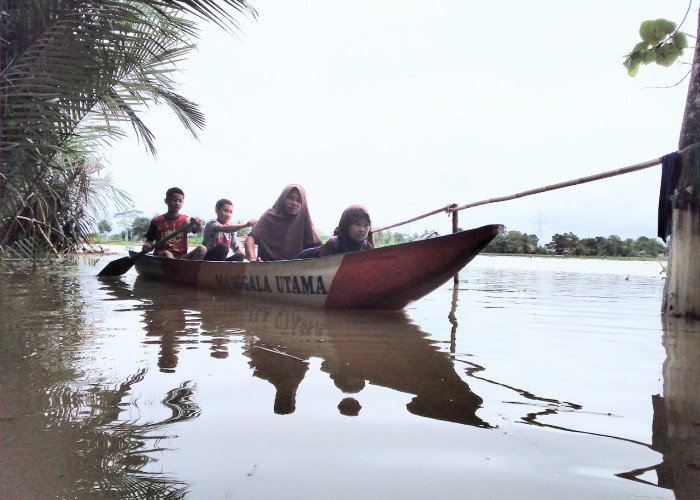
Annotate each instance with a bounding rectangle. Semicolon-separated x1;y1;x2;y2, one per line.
0;252;698;499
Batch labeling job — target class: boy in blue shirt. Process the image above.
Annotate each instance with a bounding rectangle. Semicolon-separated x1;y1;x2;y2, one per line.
202;198;257;261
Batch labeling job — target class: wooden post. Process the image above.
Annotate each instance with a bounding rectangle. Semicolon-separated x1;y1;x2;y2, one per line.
452;209;459;286
663;149;700;319
667;8;700;320
449;284;458;354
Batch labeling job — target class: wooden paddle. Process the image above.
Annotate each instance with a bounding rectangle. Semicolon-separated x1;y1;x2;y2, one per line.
97;218;196;277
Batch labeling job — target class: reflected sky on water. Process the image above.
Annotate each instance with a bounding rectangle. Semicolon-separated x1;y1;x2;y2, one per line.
1;254;696;499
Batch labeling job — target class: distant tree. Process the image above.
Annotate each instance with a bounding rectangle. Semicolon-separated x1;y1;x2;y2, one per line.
483;229;540;254
372;230;413;247
510;231;538;253
508;231;527;253
393;232;408;244
622;238;635;257
97;220;112;241
631;236;667;257
483;233;507;253
528;234;539;250
546;232;579;255
130;217;152;241
602;235;624;256
594;236;606;255
576;237;598;256
371;231;387;247
115;208;142;242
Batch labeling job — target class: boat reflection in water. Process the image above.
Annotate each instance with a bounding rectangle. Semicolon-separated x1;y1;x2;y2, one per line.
128;276;491;428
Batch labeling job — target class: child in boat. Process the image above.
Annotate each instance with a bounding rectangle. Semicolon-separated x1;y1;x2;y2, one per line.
298;205;373;258
245;184;322;261
202;198;257;261
142;187;206;259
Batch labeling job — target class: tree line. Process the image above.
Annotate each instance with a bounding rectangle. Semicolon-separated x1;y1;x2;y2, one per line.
94;218;667;259
482;228;667;258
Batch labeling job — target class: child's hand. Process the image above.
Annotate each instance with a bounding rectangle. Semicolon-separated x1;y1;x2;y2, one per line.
142;242;152;252
192;217;204;233
247;219;257;227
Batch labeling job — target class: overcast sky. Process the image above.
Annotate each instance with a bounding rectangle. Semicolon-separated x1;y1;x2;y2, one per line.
103;0;694;242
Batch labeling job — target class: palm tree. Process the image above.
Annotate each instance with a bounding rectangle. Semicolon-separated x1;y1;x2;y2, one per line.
0;0;256;253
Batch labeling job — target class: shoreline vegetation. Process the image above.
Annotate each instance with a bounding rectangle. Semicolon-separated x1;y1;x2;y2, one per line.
479;253;667;262
88;225;667;261
479;228;667;259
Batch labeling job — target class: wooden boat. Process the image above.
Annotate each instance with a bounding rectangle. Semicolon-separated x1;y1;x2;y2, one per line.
131;224;500;310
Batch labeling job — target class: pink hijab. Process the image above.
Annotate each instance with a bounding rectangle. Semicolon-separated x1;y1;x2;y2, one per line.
249;184;322;261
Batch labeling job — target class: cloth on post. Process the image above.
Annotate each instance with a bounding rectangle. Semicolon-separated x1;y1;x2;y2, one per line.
658;151;682;242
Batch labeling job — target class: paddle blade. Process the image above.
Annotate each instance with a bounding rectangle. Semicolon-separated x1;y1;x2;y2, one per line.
97;256;134;277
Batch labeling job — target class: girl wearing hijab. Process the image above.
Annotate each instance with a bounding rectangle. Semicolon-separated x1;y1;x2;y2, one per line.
245;184;322;261
299;205;373;258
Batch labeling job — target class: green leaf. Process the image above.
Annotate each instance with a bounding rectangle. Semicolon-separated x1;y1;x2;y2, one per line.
641;49;657;64
657;19;677;35
640;20;663;45
671;32;688;50
639;19;676;45
655;43;681;67
623;53;642;76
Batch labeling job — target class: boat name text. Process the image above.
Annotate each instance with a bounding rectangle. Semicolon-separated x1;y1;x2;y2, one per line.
215;274;328;295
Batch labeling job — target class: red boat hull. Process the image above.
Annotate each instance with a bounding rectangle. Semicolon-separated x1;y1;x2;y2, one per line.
132;224;500;310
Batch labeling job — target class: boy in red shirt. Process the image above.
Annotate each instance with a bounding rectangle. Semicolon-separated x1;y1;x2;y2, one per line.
142;187;206;259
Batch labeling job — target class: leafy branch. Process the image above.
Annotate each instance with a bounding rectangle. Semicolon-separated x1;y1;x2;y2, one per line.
624;18;689;76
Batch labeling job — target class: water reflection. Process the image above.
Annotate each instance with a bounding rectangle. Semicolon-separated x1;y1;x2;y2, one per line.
612;319;700;500
5;260;693;499
245;307;489;426
116;276;491;428
650;318;699;500
67;375;197;499
0;271;194;499
105;277;204;372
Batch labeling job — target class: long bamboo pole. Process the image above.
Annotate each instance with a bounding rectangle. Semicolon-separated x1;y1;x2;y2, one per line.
451;157;662;212
372;157;662;233
372;204;457;234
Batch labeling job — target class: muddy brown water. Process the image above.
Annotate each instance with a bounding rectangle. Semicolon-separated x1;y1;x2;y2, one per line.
0;254;697;499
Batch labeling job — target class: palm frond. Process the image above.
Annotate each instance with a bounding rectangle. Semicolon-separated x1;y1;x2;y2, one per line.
1;0;254;249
